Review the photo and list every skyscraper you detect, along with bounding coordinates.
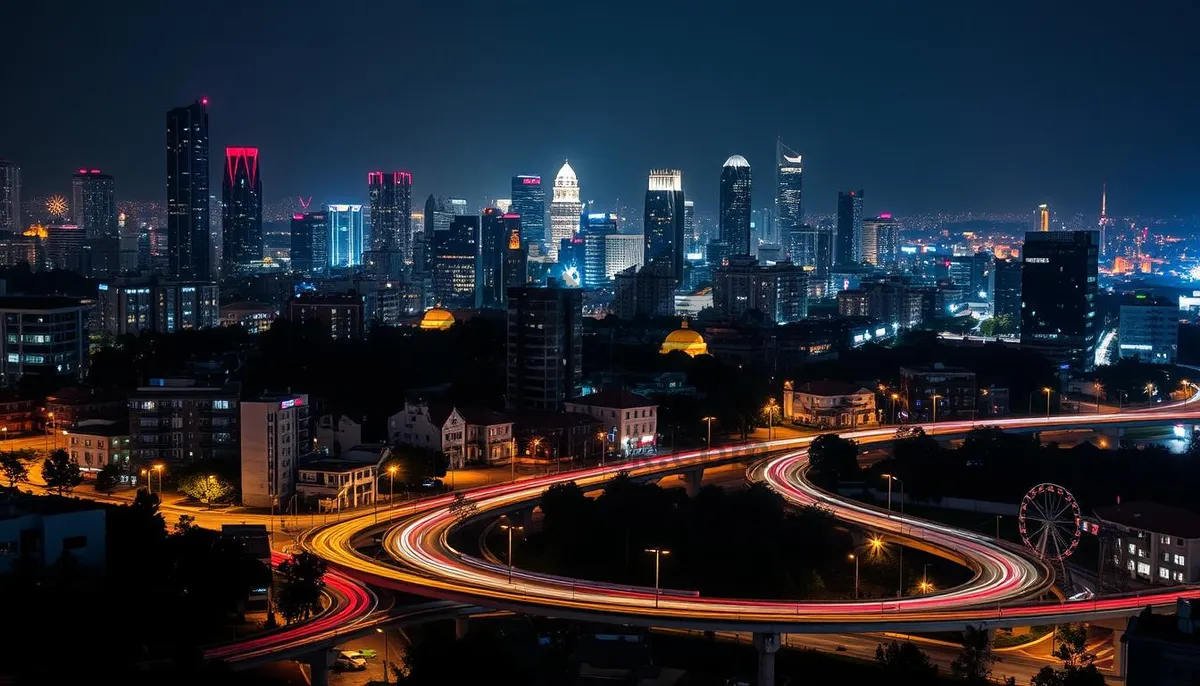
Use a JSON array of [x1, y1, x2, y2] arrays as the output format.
[[506, 279, 583, 411], [643, 169, 686, 283], [367, 171, 413, 275], [835, 190, 864, 266], [166, 99, 211, 281], [71, 169, 116, 238], [860, 213, 899, 268], [511, 175, 545, 248], [502, 213, 527, 297], [0, 160, 19, 234], [221, 147, 263, 276], [1021, 230, 1099, 370], [290, 210, 328, 276], [581, 213, 619, 288], [719, 155, 752, 256], [683, 200, 696, 248], [328, 204, 364, 268], [990, 257, 1022, 331], [785, 223, 832, 294], [776, 139, 803, 248], [433, 215, 478, 309], [1098, 183, 1111, 258], [549, 161, 583, 261], [479, 207, 508, 309], [1036, 203, 1050, 232]]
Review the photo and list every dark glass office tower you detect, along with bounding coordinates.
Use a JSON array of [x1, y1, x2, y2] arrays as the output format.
[[221, 147, 262, 276], [643, 169, 686, 284], [290, 210, 328, 277], [71, 169, 117, 238], [479, 207, 509, 308], [582, 212, 618, 288], [1020, 231, 1099, 370], [367, 171, 413, 274], [433, 215, 478, 309], [511, 175, 545, 246], [719, 155, 752, 256], [0, 160, 19, 234], [776, 140, 803, 248], [991, 257, 1022, 331], [835, 189, 864, 266], [166, 100, 211, 281], [502, 213, 527, 296]]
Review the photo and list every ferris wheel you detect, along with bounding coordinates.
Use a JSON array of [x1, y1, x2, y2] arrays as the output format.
[[1018, 483, 1082, 562]]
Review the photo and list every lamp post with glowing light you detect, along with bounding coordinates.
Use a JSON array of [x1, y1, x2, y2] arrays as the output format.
[[388, 464, 398, 505], [881, 474, 905, 597], [920, 563, 934, 594], [1044, 387, 1054, 418], [930, 394, 943, 424], [890, 393, 899, 424], [701, 416, 716, 451], [849, 536, 885, 599], [500, 519, 525, 583], [375, 627, 389, 684], [645, 547, 670, 607], [596, 432, 607, 466], [763, 398, 779, 439]]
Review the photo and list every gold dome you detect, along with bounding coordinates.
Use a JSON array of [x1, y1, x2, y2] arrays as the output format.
[[660, 320, 707, 357], [420, 307, 456, 330]]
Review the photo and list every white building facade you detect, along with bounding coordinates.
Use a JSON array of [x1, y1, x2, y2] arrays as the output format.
[[388, 401, 514, 469], [548, 161, 583, 261], [782, 380, 878, 429], [564, 389, 658, 457], [240, 393, 310, 508]]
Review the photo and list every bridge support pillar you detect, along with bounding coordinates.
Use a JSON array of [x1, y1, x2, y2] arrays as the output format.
[[753, 632, 780, 686], [304, 650, 332, 686], [455, 616, 469, 640], [684, 469, 703, 497]]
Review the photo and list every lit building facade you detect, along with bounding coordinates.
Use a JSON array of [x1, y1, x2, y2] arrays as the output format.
[[366, 171, 413, 274], [782, 380, 877, 429], [1119, 294, 1178, 364], [511, 175, 545, 247], [328, 204, 364, 268], [776, 140, 803, 252], [290, 210, 328, 276], [433, 215, 478, 309], [287, 292, 365, 340], [605, 234, 643, 280], [71, 169, 117, 239], [0, 160, 19, 234], [0, 296, 89, 386], [506, 280, 583, 411], [128, 378, 240, 466], [1021, 230, 1099, 370], [582, 213, 618, 288], [96, 276, 219, 339], [221, 147, 263, 276], [643, 169, 686, 283], [166, 100, 211, 281], [479, 207, 508, 308], [719, 155, 752, 256], [502, 213, 527, 296], [240, 393, 310, 508], [860, 214, 899, 268], [712, 256, 808, 324], [548, 162, 583, 261]]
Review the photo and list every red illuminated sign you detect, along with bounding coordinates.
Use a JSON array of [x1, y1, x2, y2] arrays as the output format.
[[522, 178, 541, 185]]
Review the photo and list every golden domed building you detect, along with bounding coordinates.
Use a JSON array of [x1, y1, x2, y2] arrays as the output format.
[[660, 320, 708, 357], [419, 307, 456, 331]]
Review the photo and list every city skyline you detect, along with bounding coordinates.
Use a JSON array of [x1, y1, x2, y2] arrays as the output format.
[[5, 1, 1199, 217]]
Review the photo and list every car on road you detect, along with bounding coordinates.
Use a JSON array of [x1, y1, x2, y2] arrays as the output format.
[[1068, 589, 1095, 602], [334, 651, 367, 671], [347, 648, 377, 659]]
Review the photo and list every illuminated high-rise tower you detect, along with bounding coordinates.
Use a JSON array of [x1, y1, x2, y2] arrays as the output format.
[[1036, 203, 1051, 232], [0, 160, 19, 234], [643, 169, 686, 283], [366, 171, 412, 276], [71, 169, 116, 238], [328, 204, 364, 268], [776, 139, 803, 246], [548, 161, 583, 261], [511, 175, 545, 245], [166, 99, 211, 281], [221, 147, 262, 275], [835, 190, 864, 265], [719, 155, 752, 256], [1098, 183, 1111, 257]]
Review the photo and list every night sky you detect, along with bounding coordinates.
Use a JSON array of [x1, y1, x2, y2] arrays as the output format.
[[5, 0, 1199, 216]]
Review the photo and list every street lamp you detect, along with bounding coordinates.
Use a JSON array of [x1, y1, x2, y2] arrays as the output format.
[[763, 398, 779, 439], [376, 627, 389, 684], [152, 464, 164, 494], [848, 553, 858, 599], [45, 411, 54, 452], [930, 394, 943, 424], [645, 547, 670, 608], [388, 465, 398, 505], [596, 432, 607, 466], [1043, 387, 1053, 418], [701, 416, 717, 451], [889, 393, 899, 424], [140, 468, 150, 494], [499, 519, 524, 584], [920, 563, 933, 594]]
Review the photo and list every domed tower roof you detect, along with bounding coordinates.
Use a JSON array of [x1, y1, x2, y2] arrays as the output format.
[[660, 319, 708, 358], [419, 307, 456, 330], [723, 154, 751, 169], [554, 160, 578, 187]]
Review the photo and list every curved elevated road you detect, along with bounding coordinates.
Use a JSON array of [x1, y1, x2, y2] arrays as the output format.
[[306, 398, 1200, 633]]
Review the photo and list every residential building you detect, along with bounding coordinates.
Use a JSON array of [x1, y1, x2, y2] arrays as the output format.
[[0, 496, 106, 574], [1119, 293, 1178, 364], [719, 155, 752, 256], [314, 414, 362, 454], [166, 100, 211, 281], [506, 279, 583, 411], [287, 291, 365, 340], [0, 296, 89, 386], [96, 276, 219, 339], [221, 147, 263, 276], [66, 419, 130, 477], [219, 301, 276, 334], [564, 389, 658, 457], [45, 386, 126, 427], [612, 262, 675, 319], [711, 255, 808, 324], [296, 454, 378, 511], [643, 169, 686, 283], [387, 401, 514, 469], [511, 410, 603, 463], [1096, 501, 1200, 586], [128, 378, 240, 466], [835, 190, 864, 266], [782, 380, 878, 429], [899, 363, 977, 423], [1021, 230, 1099, 371], [240, 393, 310, 509]]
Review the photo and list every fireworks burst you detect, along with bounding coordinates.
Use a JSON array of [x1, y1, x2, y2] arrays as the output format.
[[46, 195, 68, 217]]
